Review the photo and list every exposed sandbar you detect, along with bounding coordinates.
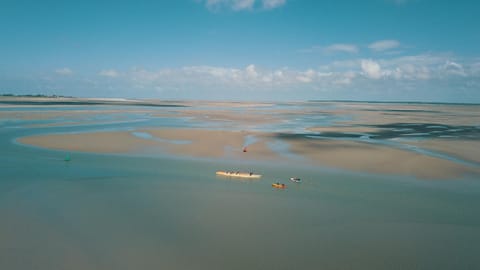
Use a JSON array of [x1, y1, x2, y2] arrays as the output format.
[[18, 129, 279, 161], [408, 139, 480, 164], [278, 137, 480, 179], [18, 132, 158, 153], [144, 129, 278, 160], [17, 128, 479, 179]]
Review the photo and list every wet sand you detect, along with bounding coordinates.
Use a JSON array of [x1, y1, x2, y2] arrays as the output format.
[[335, 103, 480, 126], [282, 137, 479, 179], [18, 128, 479, 179], [18, 129, 279, 161], [19, 131, 158, 153], [178, 110, 280, 125], [409, 139, 480, 164]]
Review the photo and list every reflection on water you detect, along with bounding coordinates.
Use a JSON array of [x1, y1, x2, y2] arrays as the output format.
[[1, 100, 480, 269]]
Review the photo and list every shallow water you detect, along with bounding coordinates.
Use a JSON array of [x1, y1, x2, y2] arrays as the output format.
[[1, 101, 480, 269]]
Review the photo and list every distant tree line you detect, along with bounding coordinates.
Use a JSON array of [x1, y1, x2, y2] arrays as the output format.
[[0, 93, 73, 98]]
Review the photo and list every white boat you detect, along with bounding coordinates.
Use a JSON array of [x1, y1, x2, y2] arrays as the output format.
[[290, 177, 301, 183], [216, 171, 262, 178]]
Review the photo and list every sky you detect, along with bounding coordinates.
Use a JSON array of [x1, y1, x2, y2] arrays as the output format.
[[1, 0, 479, 102]]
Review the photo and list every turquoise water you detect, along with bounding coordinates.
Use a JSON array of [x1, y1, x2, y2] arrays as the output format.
[[1, 102, 480, 269]]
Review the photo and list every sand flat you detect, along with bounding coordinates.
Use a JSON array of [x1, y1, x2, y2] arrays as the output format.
[[147, 129, 247, 158], [18, 131, 158, 153], [138, 129, 280, 161], [178, 109, 280, 125], [336, 104, 480, 126], [17, 128, 480, 179], [18, 129, 280, 161], [9, 98, 480, 179], [282, 137, 480, 179], [408, 139, 480, 164]]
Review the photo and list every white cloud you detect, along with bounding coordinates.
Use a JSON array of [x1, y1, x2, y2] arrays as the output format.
[[325, 44, 359, 54], [470, 61, 480, 75], [200, 0, 286, 11], [274, 70, 284, 78], [262, 0, 286, 9], [442, 61, 466, 77], [361, 59, 383, 79], [99, 69, 120, 78], [376, 54, 455, 80], [368, 40, 400, 51], [334, 71, 356, 85], [204, 0, 223, 8], [123, 55, 460, 87], [233, 0, 255, 10], [55, 67, 73, 76], [183, 66, 229, 78], [245, 64, 258, 78], [296, 69, 316, 83], [75, 53, 477, 101]]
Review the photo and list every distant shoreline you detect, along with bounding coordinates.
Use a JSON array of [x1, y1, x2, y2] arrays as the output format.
[[0, 96, 188, 107], [1, 95, 480, 106], [308, 99, 480, 106]]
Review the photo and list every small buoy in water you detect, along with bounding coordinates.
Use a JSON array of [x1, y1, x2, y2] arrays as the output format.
[[64, 154, 71, 162]]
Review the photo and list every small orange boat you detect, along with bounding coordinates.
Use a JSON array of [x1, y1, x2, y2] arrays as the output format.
[[272, 183, 286, 189]]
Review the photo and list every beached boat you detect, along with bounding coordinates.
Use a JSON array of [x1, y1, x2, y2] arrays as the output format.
[[272, 183, 286, 189], [216, 171, 262, 178], [290, 177, 301, 183]]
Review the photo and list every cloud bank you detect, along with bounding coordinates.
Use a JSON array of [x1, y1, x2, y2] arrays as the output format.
[[86, 54, 477, 96], [27, 51, 480, 102]]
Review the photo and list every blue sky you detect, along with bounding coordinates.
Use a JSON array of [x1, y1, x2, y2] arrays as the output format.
[[1, 0, 479, 102]]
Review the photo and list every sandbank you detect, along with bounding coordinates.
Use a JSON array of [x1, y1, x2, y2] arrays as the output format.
[[143, 129, 278, 160], [178, 110, 280, 125], [408, 139, 480, 164], [18, 131, 158, 153], [17, 128, 479, 179], [18, 129, 280, 161], [335, 103, 480, 126], [276, 136, 480, 179]]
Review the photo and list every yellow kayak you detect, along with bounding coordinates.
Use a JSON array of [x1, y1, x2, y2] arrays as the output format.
[[216, 171, 262, 178], [272, 183, 286, 189]]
